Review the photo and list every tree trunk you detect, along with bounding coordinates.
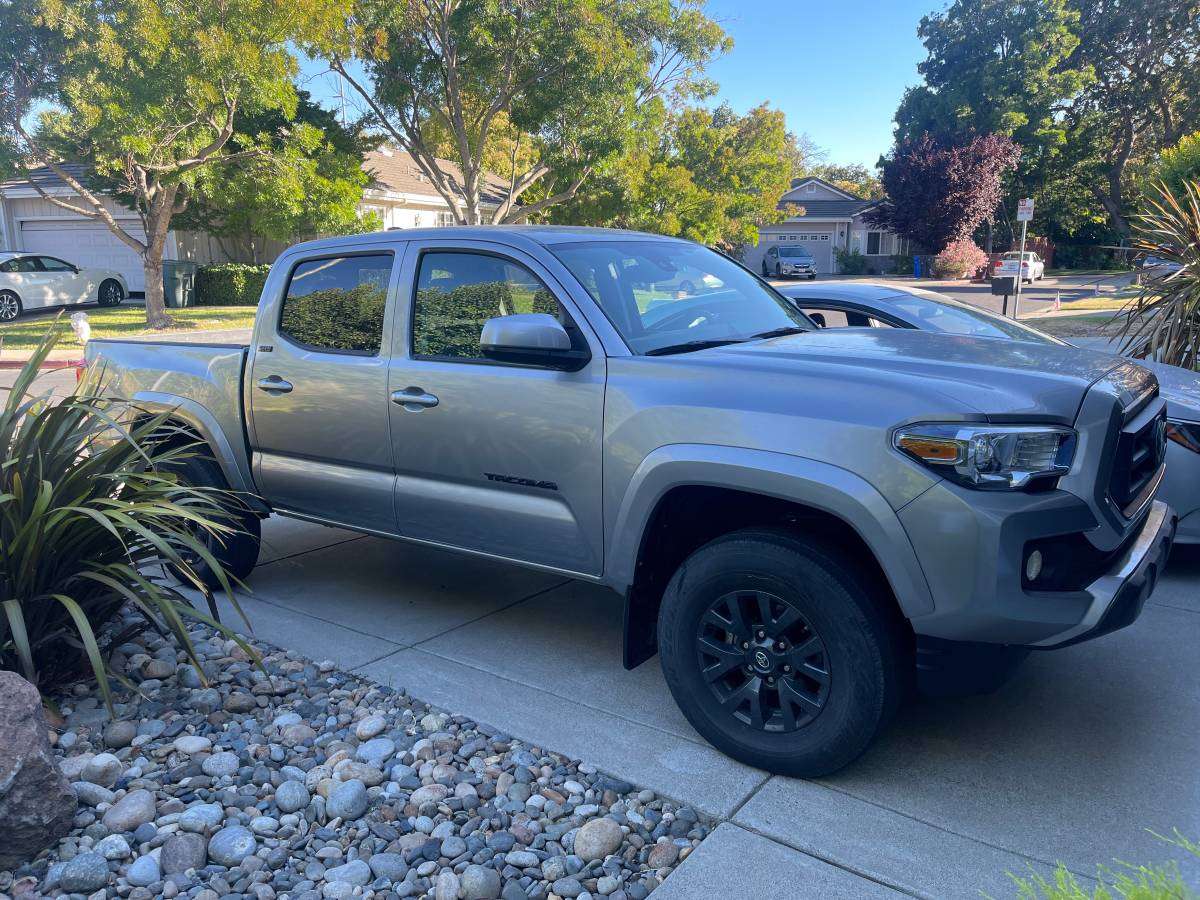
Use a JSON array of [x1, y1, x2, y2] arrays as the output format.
[[142, 210, 174, 328]]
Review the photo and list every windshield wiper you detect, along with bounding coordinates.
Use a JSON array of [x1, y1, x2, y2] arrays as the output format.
[[748, 326, 807, 341], [645, 338, 746, 356]]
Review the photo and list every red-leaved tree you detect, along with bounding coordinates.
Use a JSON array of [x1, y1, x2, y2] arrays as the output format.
[[868, 133, 1019, 252]]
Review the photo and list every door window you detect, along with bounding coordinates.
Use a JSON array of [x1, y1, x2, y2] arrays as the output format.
[[36, 256, 75, 271], [279, 253, 393, 355], [411, 251, 564, 360], [0, 256, 42, 273]]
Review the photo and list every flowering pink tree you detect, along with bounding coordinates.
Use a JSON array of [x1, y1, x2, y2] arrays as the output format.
[[933, 239, 989, 279], [868, 133, 1019, 253]]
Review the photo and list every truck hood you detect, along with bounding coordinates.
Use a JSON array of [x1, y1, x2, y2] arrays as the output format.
[[698, 328, 1128, 420]]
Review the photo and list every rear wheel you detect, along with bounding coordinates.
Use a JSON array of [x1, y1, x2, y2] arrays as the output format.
[[658, 529, 907, 776], [164, 454, 260, 589], [0, 290, 22, 322], [98, 279, 124, 307]]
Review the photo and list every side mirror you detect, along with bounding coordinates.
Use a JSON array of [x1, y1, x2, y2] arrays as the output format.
[[480, 313, 589, 371]]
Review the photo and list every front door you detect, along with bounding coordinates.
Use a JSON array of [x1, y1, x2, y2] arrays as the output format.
[[248, 248, 402, 533], [386, 240, 605, 575], [34, 256, 85, 303]]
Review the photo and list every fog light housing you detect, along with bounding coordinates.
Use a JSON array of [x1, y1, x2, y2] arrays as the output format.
[[1025, 549, 1044, 583]]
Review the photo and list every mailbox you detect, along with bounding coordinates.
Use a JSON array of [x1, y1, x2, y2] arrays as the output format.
[[990, 275, 1018, 297]]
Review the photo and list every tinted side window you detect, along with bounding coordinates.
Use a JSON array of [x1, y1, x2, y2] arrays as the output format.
[[3, 257, 42, 273], [412, 251, 562, 360], [38, 256, 74, 271], [279, 254, 392, 354]]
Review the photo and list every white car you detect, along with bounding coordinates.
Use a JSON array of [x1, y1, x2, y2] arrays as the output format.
[[993, 251, 1045, 283], [0, 251, 128, 321]]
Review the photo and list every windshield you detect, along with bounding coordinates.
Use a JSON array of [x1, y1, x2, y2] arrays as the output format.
[[888, 291, 1063, 343], [550, 240, 810, 355], [778, 247, 813, 259]]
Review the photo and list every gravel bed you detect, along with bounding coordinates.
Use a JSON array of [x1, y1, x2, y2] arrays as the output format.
[[1, 609, 709, 899]]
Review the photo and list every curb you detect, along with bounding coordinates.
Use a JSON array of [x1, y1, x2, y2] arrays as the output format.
[[0, 358, 83, 370]]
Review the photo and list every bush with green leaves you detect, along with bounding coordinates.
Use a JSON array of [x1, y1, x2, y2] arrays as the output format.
[[195, 264, 272, 307], [835, 248, 869, 276], [1117, 180, 1200, 369], [0, 326, 257, 707]]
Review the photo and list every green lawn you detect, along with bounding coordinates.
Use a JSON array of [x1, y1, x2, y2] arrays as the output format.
[[1044, 266, 1132, 276], [0, 305, 258, 353], [1025, 312, 1121, 339]]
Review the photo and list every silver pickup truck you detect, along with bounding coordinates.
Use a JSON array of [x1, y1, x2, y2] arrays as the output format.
[[87, 226, 1177, 776]]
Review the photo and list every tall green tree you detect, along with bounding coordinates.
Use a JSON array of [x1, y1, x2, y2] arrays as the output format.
[[1154, 132, 1200, 199], [174, 93, 380, 263], [551, 102, 796, 251], [314, 0, 728, 225], [0, 0, 346, 327]]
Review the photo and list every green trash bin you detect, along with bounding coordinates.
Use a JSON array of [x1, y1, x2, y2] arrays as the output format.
[[163, 260, 199, 308]]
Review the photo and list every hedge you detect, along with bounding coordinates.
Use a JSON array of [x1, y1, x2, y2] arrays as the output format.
[[195, 263, 272, 306]]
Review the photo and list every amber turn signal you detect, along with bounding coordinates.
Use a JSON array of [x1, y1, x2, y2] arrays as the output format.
[[895, 435, 962, 463]]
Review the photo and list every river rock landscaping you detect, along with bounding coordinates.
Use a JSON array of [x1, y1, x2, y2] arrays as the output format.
[[0, 608, 708, 899]]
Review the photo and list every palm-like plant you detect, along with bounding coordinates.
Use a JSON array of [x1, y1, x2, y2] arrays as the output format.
[[1116, 180, 1200, 369], [0, 325, 258, 709]]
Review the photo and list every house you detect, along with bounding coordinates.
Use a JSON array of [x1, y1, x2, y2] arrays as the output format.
[[0, 149, 505, 293], [749, 177, 906, 276]]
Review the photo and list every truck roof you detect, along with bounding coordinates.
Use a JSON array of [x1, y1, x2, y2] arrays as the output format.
[[285, 225, 689, 257]]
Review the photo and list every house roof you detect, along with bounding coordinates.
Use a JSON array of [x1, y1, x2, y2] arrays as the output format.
[[782, 176, 863, 202], [0, 162, 92, 193], [363, 148, 508, 206], [772, 198, 884, 221]]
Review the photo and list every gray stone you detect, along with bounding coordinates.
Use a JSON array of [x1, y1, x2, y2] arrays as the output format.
[[355, 737, 396, 767], [208, 824, 257, 867], [82, 750, 123, 788], [172, 735, 212, 755], [103, 720, 138, 749], [202, 750, 240, 778], [96, 833, 132, 859], [179, 801, 224, 832], [574, 817, 623, 862], [325, 859, 371, 886], [274, 780, 310, 813], [441, 835, 468, 858], [224, 692, 257, 713], [552, 877, 584, 898], [367, 852, 408, 882], [505, 850, 539, 868], [326, 779, 368, 821], [127, 853, 162, 887], [434, 870, 460, 900], [59, 851, 110, 892], [72, 781, 117, 807], [647, 841, 679, 868], [102, 789, 157, 833], [355, 715, 386, 740], [409, 783, 450, 806], [161, 832, 208, 874], [460, 864, 502, 899], [596, 875, 620, 895]]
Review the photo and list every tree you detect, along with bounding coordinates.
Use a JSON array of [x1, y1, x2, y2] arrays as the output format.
[[549, 102, 796, 251], [804, 163, 884, 200], [868, 133, 1019, 253], [314, 0, 728, 226], [1154, 132, 1200, 199], [0, 0, 345, 327], [174, 93, 381, 263]]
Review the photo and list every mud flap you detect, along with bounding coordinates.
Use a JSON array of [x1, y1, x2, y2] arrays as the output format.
[[622, 585, 660, 670]]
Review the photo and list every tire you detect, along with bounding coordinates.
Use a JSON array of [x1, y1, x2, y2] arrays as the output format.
[[761, 262, 769, 277], [0, 290, 22, 322], [658, 529, 907, 776], [808, 273, 816, 280], [98, 279, 124, 307], [164, 453, 260, 589]]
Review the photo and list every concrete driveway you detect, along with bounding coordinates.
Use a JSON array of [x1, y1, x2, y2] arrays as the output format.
[[211, 516, 1200, 899]]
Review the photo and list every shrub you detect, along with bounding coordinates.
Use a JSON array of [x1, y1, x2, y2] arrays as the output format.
[[195, 263, 271, 306], [0, 325, 258, 707], [933, 239, 988, 279], [892, 253, 915, 276], [1117, 180, 1200, 369], [835, 248, 869, 276]]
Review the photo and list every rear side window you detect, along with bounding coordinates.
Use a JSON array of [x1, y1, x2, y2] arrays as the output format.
[[411, 251, 563, 360], [0, 257, 42, 273], [279, 253, 393, 354]]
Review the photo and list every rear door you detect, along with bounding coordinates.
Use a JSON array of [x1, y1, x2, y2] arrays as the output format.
[[384, 239, 606, 575], [248, 246, 403, 533]]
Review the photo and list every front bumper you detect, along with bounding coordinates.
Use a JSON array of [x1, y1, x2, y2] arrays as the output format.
[[901, 482, 1176, 648], [779, 265, 814, 276]]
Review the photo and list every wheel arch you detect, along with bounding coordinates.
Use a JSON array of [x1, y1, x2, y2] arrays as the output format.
[[609, 445, 932, 668]]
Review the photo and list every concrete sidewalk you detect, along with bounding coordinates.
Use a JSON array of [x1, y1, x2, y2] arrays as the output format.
[[210, 516, 1200, 899]]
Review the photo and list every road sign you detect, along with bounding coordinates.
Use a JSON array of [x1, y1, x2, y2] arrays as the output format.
[[1017, 198, 1035, 222]]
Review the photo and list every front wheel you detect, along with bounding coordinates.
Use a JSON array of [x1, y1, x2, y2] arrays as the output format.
[[98, 279, 124, 307], [808, 273, 817, 280], [0, 290, 22, 322], [761, 262, 769, 277], [658, 529, 907, 776]]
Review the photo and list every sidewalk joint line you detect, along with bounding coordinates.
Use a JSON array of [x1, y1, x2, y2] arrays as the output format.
[[408, 579, 572, 648], [725, 772, 773, 821], [256, 533, 369, 568]]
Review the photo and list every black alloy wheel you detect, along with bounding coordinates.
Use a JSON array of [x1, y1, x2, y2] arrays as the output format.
[[696, 588, 831, 732]]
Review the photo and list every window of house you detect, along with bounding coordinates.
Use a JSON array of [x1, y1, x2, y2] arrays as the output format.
[[436, 210, 456, 227], [866, 231, 886, 255], [412, 251, 564, 361], [279, 253, 393, 354]]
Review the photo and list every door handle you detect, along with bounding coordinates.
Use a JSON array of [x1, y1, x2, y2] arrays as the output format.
[[391, 387, 439, 410], [256, 376, 293, 394]]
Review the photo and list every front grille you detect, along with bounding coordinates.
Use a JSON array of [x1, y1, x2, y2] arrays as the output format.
[[1109, 406, 1166, 518]]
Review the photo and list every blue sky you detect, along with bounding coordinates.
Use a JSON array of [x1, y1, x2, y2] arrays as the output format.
[[299, 0, 936, 171]]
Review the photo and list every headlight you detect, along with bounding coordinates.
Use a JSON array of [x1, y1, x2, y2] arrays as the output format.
[[1166, 420, 1200, 454], [893, 423, 1076, 490]]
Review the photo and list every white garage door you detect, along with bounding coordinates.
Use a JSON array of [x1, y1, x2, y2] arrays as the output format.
[[21, 219, 148, 291], [787, 231, 835, 273]]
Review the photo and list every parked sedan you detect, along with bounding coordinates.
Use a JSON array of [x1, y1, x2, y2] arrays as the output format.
[[0, 252, 127, 321], [993, 251, 1045, 283], [781, 282, 1200, 544]]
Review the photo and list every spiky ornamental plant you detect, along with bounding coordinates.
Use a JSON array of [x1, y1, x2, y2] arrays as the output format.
[[0, 323, 259, 709], [1117, 181, 1200, 369]]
